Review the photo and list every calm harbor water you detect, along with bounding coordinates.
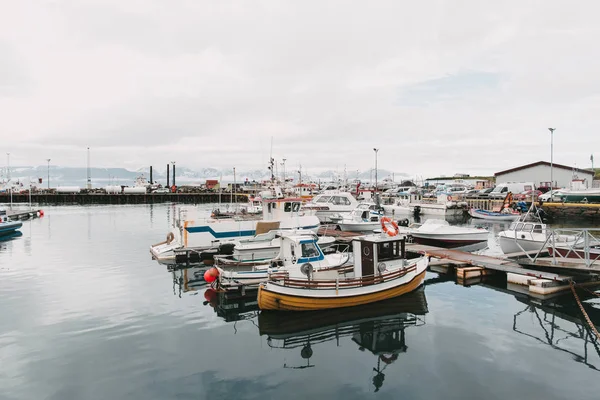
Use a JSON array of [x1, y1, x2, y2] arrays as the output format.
[[1, 204, 599, 399]]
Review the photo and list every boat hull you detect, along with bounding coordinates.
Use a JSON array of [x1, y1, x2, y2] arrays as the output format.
[[0, 221, 23, 236], [257, 266, 426, 311], [498, 236, 545, 254], [338, 221, 381, 232], [411, 232, 488, 247], [468, 209, 520, 221]]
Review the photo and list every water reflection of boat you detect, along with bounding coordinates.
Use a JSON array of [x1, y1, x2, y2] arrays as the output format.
[[170, 264, 211, 297], [258, 289, 428, 392], [203, 288, 260, 323]]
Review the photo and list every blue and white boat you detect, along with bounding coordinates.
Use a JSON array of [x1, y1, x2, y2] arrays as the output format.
[[150, 186, 320, 262], [468, 208, 520, 221], [0, 219, 23, 237]]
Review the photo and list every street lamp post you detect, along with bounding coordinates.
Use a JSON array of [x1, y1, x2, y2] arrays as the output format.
[[548, 128, 555, 197], [282, 158, 287, 184], [373, 148, 379, 193], [46, 159, 51, 189]]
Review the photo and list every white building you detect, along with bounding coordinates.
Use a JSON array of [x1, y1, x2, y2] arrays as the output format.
[[494, 161, 594, 190]]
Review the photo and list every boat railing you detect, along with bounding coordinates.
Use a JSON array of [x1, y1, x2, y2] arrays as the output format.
[[510, 228, 600, 268], [276, 265, 417, 289]]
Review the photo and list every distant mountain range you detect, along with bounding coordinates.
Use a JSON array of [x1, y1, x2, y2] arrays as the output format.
[[1, 166, 410, 188]]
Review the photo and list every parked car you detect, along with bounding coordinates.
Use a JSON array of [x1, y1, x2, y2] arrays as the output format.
[[488, 182, 535, 200], [464, 189, 480, 198], [513, 190, 543, 201], [152, 188, 170, 193], [474, 187, 495, 198], [539, 189, 568, 202]]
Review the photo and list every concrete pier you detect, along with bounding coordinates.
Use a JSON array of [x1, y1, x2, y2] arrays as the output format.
[[0, 193, 248, 205]]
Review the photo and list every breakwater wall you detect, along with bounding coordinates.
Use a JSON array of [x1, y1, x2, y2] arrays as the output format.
[[541, 202, 600, 223], [0, 193, 248, 205]]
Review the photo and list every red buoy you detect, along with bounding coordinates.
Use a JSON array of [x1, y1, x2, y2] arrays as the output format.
[[203, 267, 219, 283], [204, 288, 218, 307], [39, 210, 45, 217]]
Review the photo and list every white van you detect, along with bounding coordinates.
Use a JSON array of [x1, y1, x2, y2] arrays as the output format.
[[488, 182, 535, 199]]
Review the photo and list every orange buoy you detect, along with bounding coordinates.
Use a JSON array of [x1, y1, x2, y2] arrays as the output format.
[[203, 267, 219, 283]]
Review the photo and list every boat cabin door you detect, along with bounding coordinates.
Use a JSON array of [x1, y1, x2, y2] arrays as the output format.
[[360, 241, 375, 278]]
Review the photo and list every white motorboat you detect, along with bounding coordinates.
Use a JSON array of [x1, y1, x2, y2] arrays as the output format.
[[383, 193, 467, 217], [150, 186, 320, 262], [497, 211, 577, 254], [211, 231, 351, 287], [332, 203, 384, 232], [406, 219, 489, 247], [228, 231, 336, 262], [301, 191, 359, 223]]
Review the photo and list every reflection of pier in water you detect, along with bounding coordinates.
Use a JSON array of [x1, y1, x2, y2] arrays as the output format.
[[258, 289, 428, 392]]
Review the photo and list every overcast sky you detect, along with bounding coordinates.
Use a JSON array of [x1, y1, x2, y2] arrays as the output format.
[[1, 0, 599, 178]]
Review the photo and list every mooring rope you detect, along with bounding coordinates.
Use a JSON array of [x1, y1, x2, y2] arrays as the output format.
[[576, 284, 600, 298], [570, 282, 600, 340]]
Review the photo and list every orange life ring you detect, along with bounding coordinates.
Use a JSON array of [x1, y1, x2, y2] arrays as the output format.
[[166, 232, 175, 244], [380, 217, 399, 237]]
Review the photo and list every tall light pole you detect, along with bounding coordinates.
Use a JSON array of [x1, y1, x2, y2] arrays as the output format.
[[46, 159, 51, 189], [548, 128, 555, 196], [6, 152, 10, 181], [86, 147, 91, 189], [282, 158, 287, 184], [373, 148, 379, 193]]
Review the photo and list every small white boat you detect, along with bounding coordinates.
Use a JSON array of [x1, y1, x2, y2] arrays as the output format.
[[301, 191, 359, 223], [407, 219, 488, 247], [468, 208, 520, 221], [498, 218, 577, 254], [213, 232, 351, 287], [228, 231, 336, 262], [332, 203, 384, 232], [257, 233, 428, 311]]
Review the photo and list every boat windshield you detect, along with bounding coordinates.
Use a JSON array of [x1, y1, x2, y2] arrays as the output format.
[[515, 223, 524, 231], [316, 196, 331, 203], [523, 223, 534, 232], [301, 242, 320, 258], [509, 223, 516, 230], [533, 224, 543, 233]]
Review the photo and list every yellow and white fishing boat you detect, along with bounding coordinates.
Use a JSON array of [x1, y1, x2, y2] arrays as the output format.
[[257, 230, 428, 311]]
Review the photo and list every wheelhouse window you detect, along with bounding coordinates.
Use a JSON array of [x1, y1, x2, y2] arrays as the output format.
[[378, 240, 403, 261], [509, 223, 516, 230], [292, 202, 301, 212], [301, 242, 320, 258], [284, 202, 292, 212], [316, 196, 331, 203], [533, 224, 543, 233], [516, 223, 524, 231], [523, 223, 534, 232]]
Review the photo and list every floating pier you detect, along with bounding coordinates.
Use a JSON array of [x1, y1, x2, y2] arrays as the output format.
[[3, 209, 44, 221]]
